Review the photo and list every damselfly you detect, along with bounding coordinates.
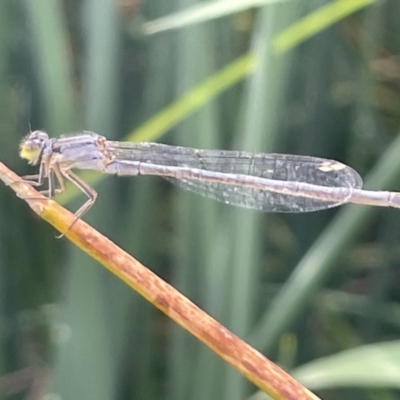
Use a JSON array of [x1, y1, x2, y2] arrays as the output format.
[[19, 130, 400, 226]]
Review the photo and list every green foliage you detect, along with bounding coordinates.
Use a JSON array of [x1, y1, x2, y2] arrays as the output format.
[[293, 340, 400, 390]]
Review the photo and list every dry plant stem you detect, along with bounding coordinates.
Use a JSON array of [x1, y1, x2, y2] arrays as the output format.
[[0, 162, 320, 400]]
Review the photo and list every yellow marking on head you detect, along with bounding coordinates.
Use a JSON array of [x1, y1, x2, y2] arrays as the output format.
[[19, 142, 41, 164]]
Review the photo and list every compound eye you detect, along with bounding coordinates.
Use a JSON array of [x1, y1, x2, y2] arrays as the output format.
[[31, 130, 49, 142], [19, 130, 49, 165]]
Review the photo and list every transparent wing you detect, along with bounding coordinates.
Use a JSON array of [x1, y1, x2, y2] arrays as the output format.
[[106, 141, 363, 212]]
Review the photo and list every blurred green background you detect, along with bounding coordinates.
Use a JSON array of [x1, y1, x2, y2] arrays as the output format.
[[1, 0, 400, 399]]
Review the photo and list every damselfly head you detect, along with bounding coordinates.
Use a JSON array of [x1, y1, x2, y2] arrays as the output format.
[[19, 130, 49, 165]]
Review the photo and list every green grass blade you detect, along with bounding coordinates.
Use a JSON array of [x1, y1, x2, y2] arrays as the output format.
[[143, 0, 287, 35], [24, 0, 77, 133], [293, 341, 400, 389], [127, 52, 256, 142], [273, 0, 376, 53]]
